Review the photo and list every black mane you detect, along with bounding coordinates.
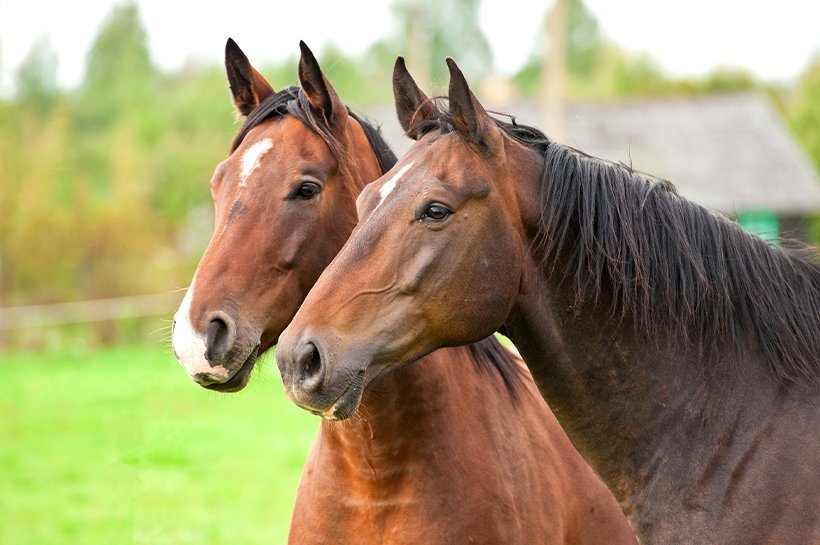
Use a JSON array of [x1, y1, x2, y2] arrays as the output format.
[[414, 105, 820, 386]]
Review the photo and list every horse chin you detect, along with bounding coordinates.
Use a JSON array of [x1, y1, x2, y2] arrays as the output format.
[[315, 368, 367, 421], [204, 344, 260, 393], [318, 357, 416, 420]]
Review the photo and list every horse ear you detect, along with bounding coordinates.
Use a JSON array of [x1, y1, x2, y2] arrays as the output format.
[[298, 41, 348, 128], [446, 57, 501, 151], [225, 38, 275, 117], [393, 57, 439, 140]]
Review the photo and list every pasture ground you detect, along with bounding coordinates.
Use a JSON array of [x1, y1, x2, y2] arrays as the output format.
[[0, 345, 316, 545]]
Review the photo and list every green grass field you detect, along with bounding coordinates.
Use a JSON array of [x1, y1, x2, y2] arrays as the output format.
[[0, 345, 317, 545]]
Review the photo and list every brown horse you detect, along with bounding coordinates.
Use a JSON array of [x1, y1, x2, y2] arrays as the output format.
[[172, 41, 636, 544], [276, 57, 820, 544]]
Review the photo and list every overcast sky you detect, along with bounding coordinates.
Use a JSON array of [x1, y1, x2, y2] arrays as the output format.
[[1, 0, 818, 93]]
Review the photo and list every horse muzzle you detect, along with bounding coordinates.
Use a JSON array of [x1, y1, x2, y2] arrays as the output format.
[[275, 333, 367, 420], [172, 297, 261, 392]]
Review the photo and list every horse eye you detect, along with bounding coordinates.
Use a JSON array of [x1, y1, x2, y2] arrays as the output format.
[[422, 203, 452, 222], [294, 181, 321, 200]]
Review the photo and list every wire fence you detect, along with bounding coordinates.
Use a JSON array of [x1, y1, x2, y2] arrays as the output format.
[[0, 293, 183, 330]]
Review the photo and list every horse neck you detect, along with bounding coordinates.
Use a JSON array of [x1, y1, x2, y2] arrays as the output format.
[[512, 252, 800, 528], [314, 344, 513, 472]]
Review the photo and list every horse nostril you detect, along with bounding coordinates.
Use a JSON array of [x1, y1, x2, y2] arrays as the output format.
[[304, 343, 322, 380], [205, 313, 236, 365]]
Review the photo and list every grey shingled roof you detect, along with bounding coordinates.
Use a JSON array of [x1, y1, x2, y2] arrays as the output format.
[[359, 93, 820, 215]]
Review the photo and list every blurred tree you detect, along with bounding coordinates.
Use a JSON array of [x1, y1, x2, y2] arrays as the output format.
[[699, 68, 757, 93], [785, 58, 820, 242], [1, 1, 177, 340], [389, 0, 493, 87], [15, 36, 59, 115], [511, 0, 758, 100], [513, 0, 604, 96], [75, 2, 158, 130], [595, 48, 669, 97], [150, 66, 235, 223], [787, 58, 820, 169], [0, 107, 75, 300], [565, 0, 604, 79]]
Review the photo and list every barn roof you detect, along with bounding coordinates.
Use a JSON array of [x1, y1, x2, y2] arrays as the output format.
[[362, 93, 820, 215]]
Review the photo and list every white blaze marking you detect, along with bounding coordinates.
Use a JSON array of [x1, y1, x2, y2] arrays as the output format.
[[376, 161, 414, 209], [172, 279, 230, 380], [239, 138, 273, 188], [221, 137, 274, 236]]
